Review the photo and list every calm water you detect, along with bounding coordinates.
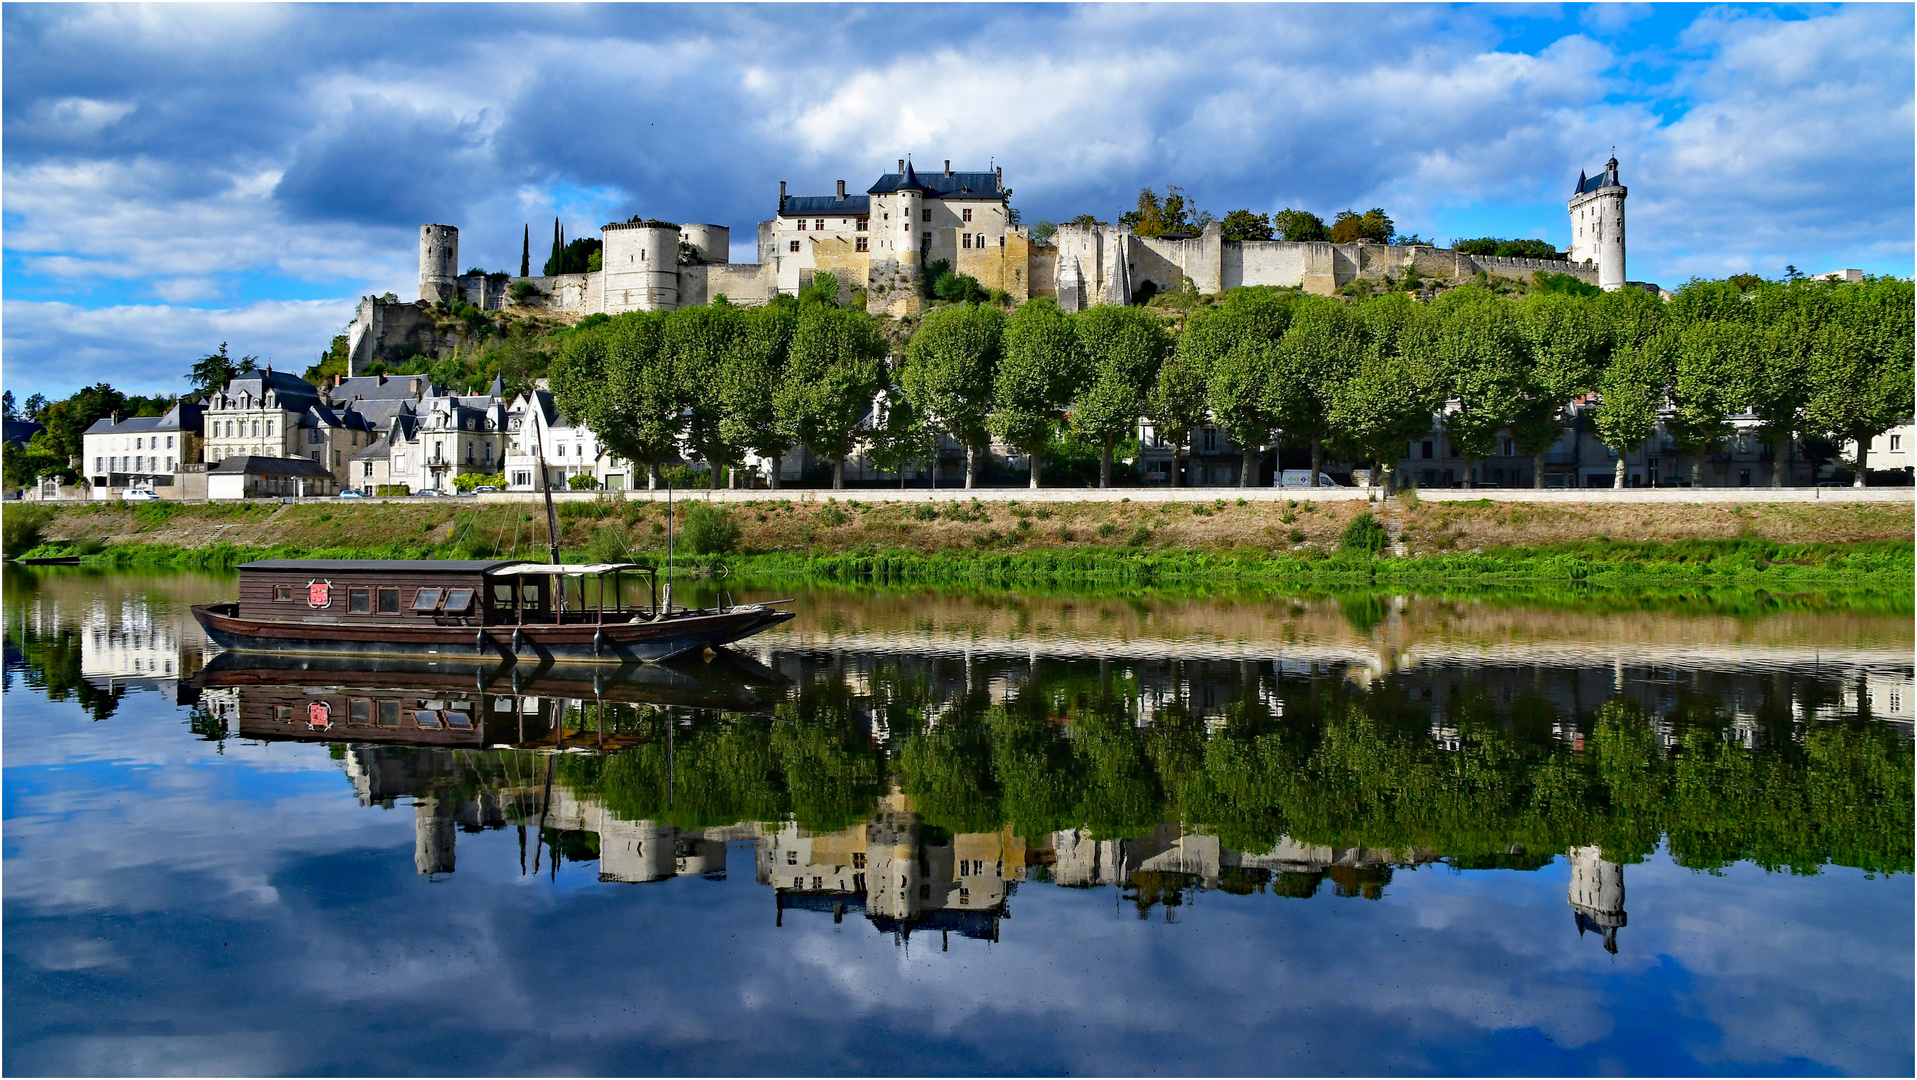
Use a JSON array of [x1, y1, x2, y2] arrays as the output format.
[[4, 569, 1912, 1076]]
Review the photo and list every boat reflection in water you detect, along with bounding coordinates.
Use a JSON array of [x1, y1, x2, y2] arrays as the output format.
[[179, 649, 1658, 952]]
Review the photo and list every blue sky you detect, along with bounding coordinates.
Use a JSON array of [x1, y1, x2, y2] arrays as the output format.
[[3, 3, 1912, 400]]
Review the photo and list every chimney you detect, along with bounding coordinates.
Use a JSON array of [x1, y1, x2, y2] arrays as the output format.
[[898, 158, 905, 173], [837, 179, 846, 199], [944, 160, 952, 177], [110, 411, 122, 426], [996, 166, 1003, 187], [334, 374, 345, 388]]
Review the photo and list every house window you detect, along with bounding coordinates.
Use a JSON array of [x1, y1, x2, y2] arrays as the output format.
[[963, 234, 972, 249], [788, 240, 800, 252], [363, 461, 373, 478], [251, 421, 260, 437], [377, 587, 400, 614], [922, 232, 931, 243], [166, 436, 174, 449], [795, 218, 805, 231], [135, 438, 143, 450], [348, 587, 372, 614], [1421, 441, 1434, 459], [962, 208, 973, 222], [1203, 428, 1219, 453], [814, 219, 824, 231], [856, 217, 868, 231], [975, 234, 985, 248], [273, 585, 294, 602], [1893, 435, 1903, 451], [921, 209, 931, 222], [1501, 438, 1515, 457], [855, 237, 868, 252]]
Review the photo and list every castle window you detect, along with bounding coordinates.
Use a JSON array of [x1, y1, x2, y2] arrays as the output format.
[[921, 209, 931, 223], [814, 219, 824, 231], [856, 237, 868, 252], [789, 240, 800, 252], [963, 234, 972, 249], [976, 234, 985, 248], [962, 208, 972, 222], [883, 213, 889, 220], [856, 217, 868, 231], [922, 232, 930, 243], [796, 219, 806, 231]]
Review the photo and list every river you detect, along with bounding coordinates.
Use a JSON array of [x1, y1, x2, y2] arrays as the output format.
[[4, 568, 1912, 1075]]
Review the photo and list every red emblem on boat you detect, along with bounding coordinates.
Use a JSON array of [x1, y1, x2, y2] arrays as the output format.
[[308, 701, 331, 729], [307, 581, 331, 607]]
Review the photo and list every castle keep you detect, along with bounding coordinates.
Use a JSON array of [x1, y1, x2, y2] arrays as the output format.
[[347, 156, 1633, 372]]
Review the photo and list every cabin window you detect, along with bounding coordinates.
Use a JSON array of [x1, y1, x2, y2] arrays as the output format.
[[274, 705, 293, 721], [348, 587, 372, 614], [443, 588, 475, 614], [273, 585, 294, 602], [413, 711, 442, 730], [523, 585, 540, 604], [493, 584, 514, 604], [377, 587, 400, 614], [377, 701, 401, 727], [349, 699, 371, 725], [446, 709, 473, 729], [412, 588, 443, 612]]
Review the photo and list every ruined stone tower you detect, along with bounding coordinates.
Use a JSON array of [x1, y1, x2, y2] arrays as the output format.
[[419, 224, 459, 305], [1567, 155, 1627, 291]]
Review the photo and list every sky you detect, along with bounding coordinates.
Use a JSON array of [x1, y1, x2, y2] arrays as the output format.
[[3, 2, 1912, 401]]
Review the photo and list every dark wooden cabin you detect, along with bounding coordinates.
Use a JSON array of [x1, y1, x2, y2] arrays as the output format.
[[238, 559, 542, 627]]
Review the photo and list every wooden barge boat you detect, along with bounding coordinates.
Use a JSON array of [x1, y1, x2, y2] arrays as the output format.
[[191, 558, 794, 664]]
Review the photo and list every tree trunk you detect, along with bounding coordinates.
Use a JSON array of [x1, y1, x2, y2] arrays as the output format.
[[964, 443, 977, 490], [647, 462, 660, 491], [1691, 454, 1704, 488], [1173, 446, 1186, 487], [1240, 446, 1257, 488], [1771, 433, 1789, 487], [1854, 433, 1869, 487], [1309, 438, 1323, 489], [1613, 456, 1625, 489], [708, 457, 719, 489], [832, 457, 845, 490], [767, 456, 781, 490], [1029, 450, 1041, 490], [1533, 450, 1546, 490], [1099, 438, 1114, 488], [1464, 459, 1477, 489]]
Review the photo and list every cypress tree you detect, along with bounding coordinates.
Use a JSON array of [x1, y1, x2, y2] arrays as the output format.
[[547, 218, 561, 276], [520, 225, 530, 277]]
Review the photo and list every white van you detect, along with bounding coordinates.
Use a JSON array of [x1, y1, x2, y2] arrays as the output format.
[[1274, 470, 1345, 489]]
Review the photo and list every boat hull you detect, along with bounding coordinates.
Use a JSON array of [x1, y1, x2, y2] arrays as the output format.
[[191, 602, 793, 664]]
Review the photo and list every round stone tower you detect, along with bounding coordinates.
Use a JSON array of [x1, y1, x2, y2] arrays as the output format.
[[1566, 156, 1627, 291], [601, 220, 682, 313], [895, 160, 928, 269], [419, 224, 459, 305], [679, 223, 729, 265]]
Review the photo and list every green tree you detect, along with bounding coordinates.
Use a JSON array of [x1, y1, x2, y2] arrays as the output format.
[[1668, 320, 1754, 487], [1330, 208, 1394, 244], [1270, 296, 1358, 487], [1806, 278, 1916, 485], [1219, 209, 1274, 242], [1272, 209, 1329, 243], [901, 303, 1006, 488], [661, 302, 744, 488], [1331, 294, 1441, 489], [717, 302, 798, 489], [1591, 334, 1672, 489], [550, 312, 683, 489], [990, 298, 1083, 488], [776, 300, 887, 489], [865, 385, 940, 488], [1435, 294, 1530, 487], [1072, 305, 1171, 487], [1513, 292, 1612, 488], [1120, 186, 1209, 237], [1147, 347, 1210, 488], [1744, 284, 1828, 487], [186, 343, 257, 399]]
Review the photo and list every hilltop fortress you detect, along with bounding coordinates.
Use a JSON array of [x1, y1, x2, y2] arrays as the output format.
[[347, 156, 1634, 373]]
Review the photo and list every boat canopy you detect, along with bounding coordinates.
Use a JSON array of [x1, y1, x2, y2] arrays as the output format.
[[486, 563, 654, 577]]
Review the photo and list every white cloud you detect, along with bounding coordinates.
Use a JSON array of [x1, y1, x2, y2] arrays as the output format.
[[2, 298, 359, 397]]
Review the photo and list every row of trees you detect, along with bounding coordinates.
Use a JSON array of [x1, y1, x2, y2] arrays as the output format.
[[550, 271, 1913, 492]]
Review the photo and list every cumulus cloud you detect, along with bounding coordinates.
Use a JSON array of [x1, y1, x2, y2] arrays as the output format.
[[0, 3, 1909, 398]]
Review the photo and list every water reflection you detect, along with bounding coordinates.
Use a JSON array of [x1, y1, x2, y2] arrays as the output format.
[[5, 568, 1912, 1074]]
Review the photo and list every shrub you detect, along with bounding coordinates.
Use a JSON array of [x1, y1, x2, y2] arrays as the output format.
[[1287, 527, 1307, 544], [912, 503, 939, 522], [2, 504, 53, 556], [375, 484, 410, 497], [818, 503, 847, 527], [1033, 505, 1052, 520], [1127, 525, 1152, 547], [682, 501, 740, 555], [1096, 521, 1117, 538], [567, 474, 599, 491], [586, 525, 631, 564], [1341, 512, 1389, 555], [454, 472, 504, 492], [509, 279, 539, 302]]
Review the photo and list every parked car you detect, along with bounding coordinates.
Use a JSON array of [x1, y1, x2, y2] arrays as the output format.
[[1274, 470, 1346, 489], [415, 488, 444, 497], [336, 489, 365, 498], [122, 488, 161, 502], [472, 485, 499, 493]]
